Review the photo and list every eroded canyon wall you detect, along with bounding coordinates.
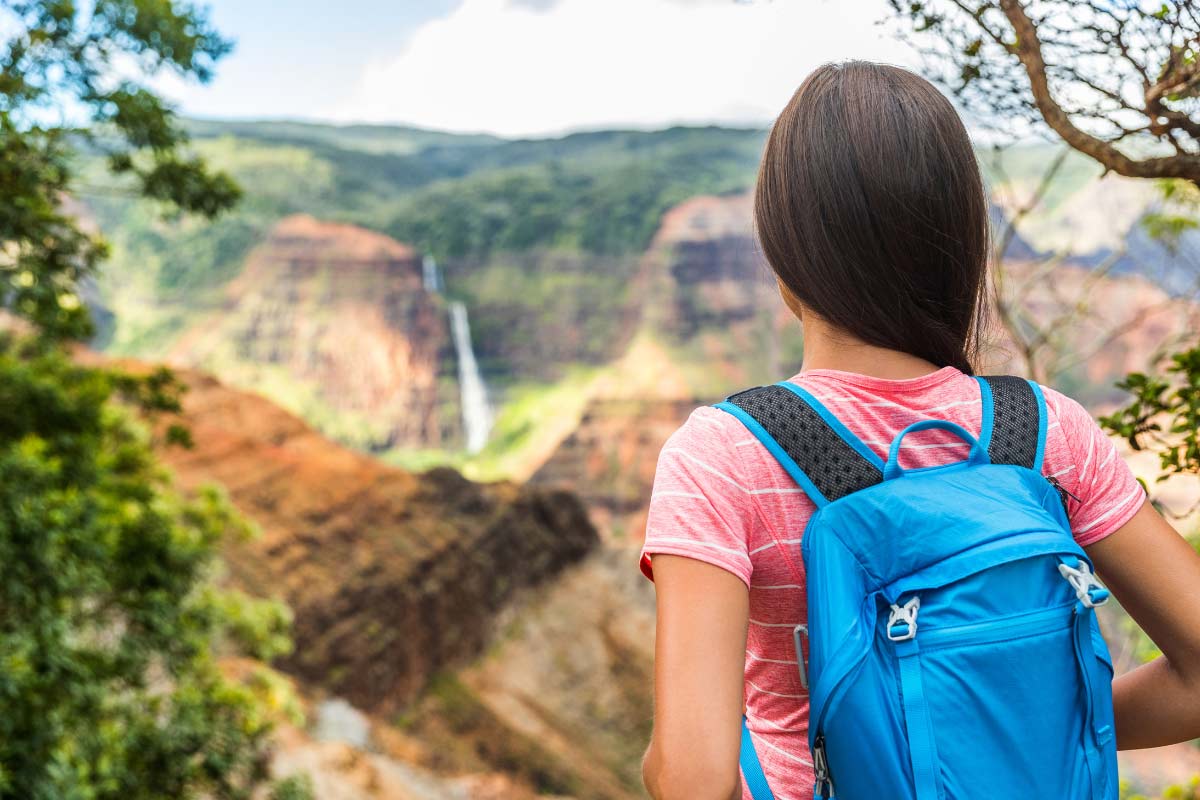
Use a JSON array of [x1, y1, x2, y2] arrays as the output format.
[[169, 215, 455, 451], [153, 367, 597, 715]]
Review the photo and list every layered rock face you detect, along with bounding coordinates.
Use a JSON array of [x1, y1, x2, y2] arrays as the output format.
[[649, 193, 777, 337], [153, 367, 598, 716], [641, 193, 802, 387], [169, 215, 452, 451]]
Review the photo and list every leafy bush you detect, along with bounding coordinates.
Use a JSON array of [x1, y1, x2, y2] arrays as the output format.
[[1101, 346, 1200, 512], [0, 337, 295, 798]]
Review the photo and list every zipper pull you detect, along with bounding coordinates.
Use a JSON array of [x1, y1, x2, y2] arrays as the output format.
[[1048, 475, 1081, 505], [813, 736, 835, 799]]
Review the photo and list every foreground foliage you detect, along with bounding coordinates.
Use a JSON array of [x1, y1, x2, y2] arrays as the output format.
[[1, 1, 304, 796], [1102, 346, 1200, 502], [0, 339, 293, 799], [1, 0, 239, 341]]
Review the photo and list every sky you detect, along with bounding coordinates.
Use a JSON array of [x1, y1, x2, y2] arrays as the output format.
[[159, 0, 919, 138]]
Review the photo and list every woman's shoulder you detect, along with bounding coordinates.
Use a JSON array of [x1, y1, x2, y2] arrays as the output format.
[[661, 404, 751, 461], [644, 403, 762, 584], [1035, 382, 1145, 546], [1036, 382, 1117, 463]]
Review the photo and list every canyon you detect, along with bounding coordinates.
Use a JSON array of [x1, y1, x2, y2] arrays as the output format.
[[127, 361, 659, 798], [165, 215, 456, 452]]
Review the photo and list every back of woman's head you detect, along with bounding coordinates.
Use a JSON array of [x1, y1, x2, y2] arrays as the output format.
[[755, 61, 990, 374]]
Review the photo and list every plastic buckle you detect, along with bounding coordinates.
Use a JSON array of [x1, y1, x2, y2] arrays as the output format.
[[886, 596, 920, 641], [1058, 558, 1110, 608]]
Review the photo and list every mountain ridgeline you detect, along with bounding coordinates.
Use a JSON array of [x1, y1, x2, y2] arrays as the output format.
[[84, 119, 1197, 469]]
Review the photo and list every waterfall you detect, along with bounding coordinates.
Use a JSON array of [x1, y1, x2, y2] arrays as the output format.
[[422, 254, 442, 293], [449, 301, 493, 453]]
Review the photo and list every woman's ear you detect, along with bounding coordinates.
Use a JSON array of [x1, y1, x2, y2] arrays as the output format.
[[776, 277, 805, 322]]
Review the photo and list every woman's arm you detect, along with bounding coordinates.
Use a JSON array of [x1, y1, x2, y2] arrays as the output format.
[[1086, 499, 1200, 749], [642, 554, 749, 800]]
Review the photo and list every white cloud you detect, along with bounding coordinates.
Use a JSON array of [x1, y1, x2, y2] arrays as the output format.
[[335, 0, 917, 137]]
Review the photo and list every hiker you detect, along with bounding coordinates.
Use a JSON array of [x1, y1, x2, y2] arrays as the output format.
[[639, 61, 1200, 800]]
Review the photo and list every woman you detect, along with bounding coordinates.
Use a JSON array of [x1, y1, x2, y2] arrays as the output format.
[[639, 61, 1200, 800]]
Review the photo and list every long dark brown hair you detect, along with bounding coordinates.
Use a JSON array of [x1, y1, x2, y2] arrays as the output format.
[[755, 61, 990, 374]]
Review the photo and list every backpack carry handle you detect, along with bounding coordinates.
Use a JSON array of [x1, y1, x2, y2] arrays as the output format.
[[884, 419, 990, 480]]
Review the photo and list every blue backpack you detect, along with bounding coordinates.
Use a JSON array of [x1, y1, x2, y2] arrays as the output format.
[[717, 375, 1118, 800]]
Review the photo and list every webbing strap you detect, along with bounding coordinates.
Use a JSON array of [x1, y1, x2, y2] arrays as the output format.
[[740, 715, 776, 800], [1071, 604, 1111, 800], [895, 638, 941, 800]]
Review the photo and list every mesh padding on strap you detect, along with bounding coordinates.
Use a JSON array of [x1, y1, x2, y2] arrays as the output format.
[[980, 375, 1040, 469], [726, 385, 882, 502]]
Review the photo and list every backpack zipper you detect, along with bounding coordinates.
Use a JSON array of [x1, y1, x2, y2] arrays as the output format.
[[915, 601, 1075, 649], [808, 649, 871, 800], [1048, 475, 1081, 507]]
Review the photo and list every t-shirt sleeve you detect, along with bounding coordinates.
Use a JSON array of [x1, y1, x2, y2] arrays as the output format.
[[1042, 386, 1146, 548], [639, 406, 756, 587]]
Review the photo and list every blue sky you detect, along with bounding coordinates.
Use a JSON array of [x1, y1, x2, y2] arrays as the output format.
[[162, 0, 462, 120], [163, 0, 916, 138]]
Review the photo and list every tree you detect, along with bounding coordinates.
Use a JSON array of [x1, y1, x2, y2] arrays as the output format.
[[985, 147, 1200, 387], [888, 0, 1200, 188], [0, 2, 300, 797], [1, 0, 239, 340]]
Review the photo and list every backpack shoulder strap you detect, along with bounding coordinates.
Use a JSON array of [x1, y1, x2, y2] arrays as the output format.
[[719, 384, 883, 800], [716, 375, 1050, 507], [715, 381, 884, 508], [975, 375, 1048, 473], [739, 716, 775, 800]]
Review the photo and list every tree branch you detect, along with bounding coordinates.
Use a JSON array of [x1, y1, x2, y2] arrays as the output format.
[[999, 0, 1200, 186]]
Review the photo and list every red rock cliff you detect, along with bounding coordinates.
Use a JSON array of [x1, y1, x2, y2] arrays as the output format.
[[169, 215, 453, 451], [152, 367, 598, 715]]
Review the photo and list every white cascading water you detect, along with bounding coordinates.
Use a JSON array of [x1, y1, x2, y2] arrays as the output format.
[[421, 254, 442, 293], [449, 300, 494, 453]]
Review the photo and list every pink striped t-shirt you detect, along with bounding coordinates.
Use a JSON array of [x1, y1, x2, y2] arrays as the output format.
[[639, 366, 1144, 800]]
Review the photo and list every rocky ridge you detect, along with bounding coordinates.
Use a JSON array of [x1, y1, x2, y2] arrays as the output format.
[[149, 365, 597, 716]]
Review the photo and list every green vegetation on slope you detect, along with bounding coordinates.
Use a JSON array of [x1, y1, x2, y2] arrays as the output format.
[[382, 127, 766, 258], [181, 118, 502, 156], [91, 121, 767, 269], [87, 120, 767, 363]]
